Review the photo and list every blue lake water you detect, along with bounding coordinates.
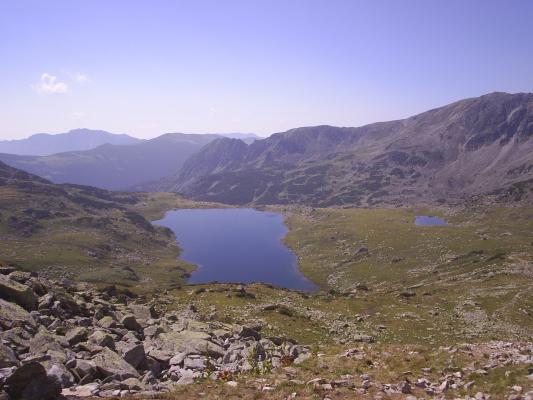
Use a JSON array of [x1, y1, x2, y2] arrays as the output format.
[[153, 208, 317, 291], [415, 215, 448, 226]]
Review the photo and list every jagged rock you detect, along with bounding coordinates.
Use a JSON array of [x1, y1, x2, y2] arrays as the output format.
[[1, 328, 31, 355], [4, 362, 61, 400], [147, 349, 172, 365], [0, 266, 16, 275], [117, 342, 146, 370], [7, 271, 32, 284], [27, 329, 68, 362], [353, 334, 374, 343], [72, 359, 97, 382], [0, 344, 19, 368], [65, 327, 89, 346], [89, 330, 115, 350], [92, 347, 139, 379], [98, 316, 117, 329], [122, 377, 143, 391], [45, 363, 75, 388], [176, 368, 200, 385], [120, 315, 142, 331], [169, 353, 187, 366], [0, 274, 37, 310], [129, 304, 158, 326], [238, 325, 261, 341], [294, 352, 311, 364], [144, 325, 164, 338], [356, 246, 369, 255], [61, 382, 99, 397], [155, 331, 225, 357], [183, 355, 206, 370], [0, 299, 36, 330], [399, 380, 411, 394]]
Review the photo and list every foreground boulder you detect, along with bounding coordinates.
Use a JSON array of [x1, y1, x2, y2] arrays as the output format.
[[0, 299, 36, 330], [92, 347, 140, 379], [154, 330, 225, 358], [4, 362, 61, 400], [0, 274, 37, 310], [0, 344, 19, 368]]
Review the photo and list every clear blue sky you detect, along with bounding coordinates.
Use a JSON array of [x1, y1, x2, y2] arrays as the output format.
[[1, 0, 532, 139]]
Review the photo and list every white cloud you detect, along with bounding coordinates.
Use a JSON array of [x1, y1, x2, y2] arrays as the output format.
[[33, 73, 69, 94], [73, 72, 89, 83], [72, 111, 84, 119]]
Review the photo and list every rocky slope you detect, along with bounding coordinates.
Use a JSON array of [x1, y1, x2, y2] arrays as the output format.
[[0, 133, 221, 191], [153, 92, 533, 206], [0, 266, 309, 399], [0, 129, 140, 156], [0, 267, 531, 400]]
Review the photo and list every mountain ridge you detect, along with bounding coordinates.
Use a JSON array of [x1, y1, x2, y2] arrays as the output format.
[[0, 128, 141, 156], [149, 92, 533, 206], [0, 133, 221, 190]]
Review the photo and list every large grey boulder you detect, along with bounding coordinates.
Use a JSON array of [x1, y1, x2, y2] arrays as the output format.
[[28, 328, 68, 356], [65, 327, 88, 346], [88, 330, 115, 350], [0, 344, 19, 368], [155, 331, 225, 358], [116, 342, 146, 370], [0, 299, 36, 330], [4, 362, 61, 400], [128, 304, 157, 326], [0, 274, 37, 311], [72, 359, 97, 383], [92, 347, 139, 379], [120, 314, 142, 331], [45, 363, 75, 388]]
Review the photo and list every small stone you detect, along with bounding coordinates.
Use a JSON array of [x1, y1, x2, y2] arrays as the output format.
[[465, 380, 475, 389], [438, 380, 450, 392], [400, 380, 411, 394]]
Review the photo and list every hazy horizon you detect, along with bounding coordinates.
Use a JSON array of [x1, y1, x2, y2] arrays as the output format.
[[0, 89, 530, 142], [2, 0, 533, 140]]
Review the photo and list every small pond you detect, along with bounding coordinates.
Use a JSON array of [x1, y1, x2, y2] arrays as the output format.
[[153, 208, 317, 291], [415, 215, 448, 226]]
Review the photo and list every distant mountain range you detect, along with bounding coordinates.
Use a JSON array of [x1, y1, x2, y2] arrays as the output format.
[[145, 92, 533, 206], [0, 128, 141, 156], [219, 133, 262, 143], [0, 130, 262, 190], [0, 133, 221, 190], [2, 93, 531, 205]]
